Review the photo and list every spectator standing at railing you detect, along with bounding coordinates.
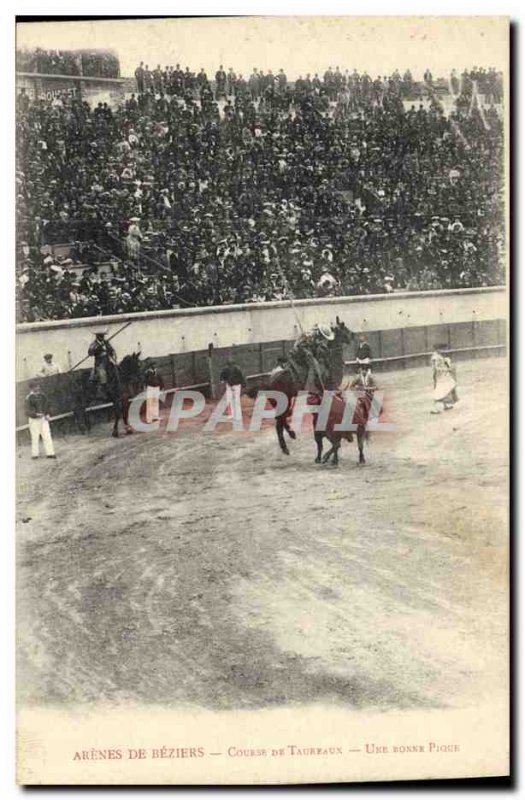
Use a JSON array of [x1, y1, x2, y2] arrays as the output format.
[[249, 68, 260, 101], [183, 66, 195, 95], [143, 65, 153, 93], [17, 88, 30, 114], [215, 65, 227, 100], [227, 67, 236, 96], [135, 62, 145, 93], [153, 65, 163, 93], [235, 73, 248, 100], [196, 68, 208, 91], [172, 64, 184, 96]]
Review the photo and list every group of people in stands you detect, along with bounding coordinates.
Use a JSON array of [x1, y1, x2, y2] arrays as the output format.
[[16, 59, 504, 322], [16, 47, 120, 78], [134, 63, 425, 103], [449, 66, 503, 105]]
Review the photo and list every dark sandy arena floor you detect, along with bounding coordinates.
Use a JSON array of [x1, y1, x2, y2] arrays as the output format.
[[16, 357, 508, 712]]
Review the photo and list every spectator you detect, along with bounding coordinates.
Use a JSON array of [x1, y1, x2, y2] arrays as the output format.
[[215, 64, 227, 100], [16, 47, 119, 77], [135, 61, 145, 93]]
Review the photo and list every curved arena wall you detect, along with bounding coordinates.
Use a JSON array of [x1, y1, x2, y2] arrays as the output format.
[[17, 287, 506, 382]]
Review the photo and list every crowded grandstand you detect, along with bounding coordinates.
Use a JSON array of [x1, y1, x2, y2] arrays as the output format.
[[16, 54, 504, 322], [16, 46, 120, 78]]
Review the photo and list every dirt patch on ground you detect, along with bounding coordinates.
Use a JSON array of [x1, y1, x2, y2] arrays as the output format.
[[16, 358, 508, 712]]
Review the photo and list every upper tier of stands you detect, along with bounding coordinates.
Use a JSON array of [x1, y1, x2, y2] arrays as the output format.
[[16, 58, 505, 322]]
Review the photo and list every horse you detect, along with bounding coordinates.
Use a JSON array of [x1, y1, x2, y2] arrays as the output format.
[[260, 318, 354, 455], [78, 352, 144, 437], [313, 389, 371, 467], [110, 352, 144, 437]]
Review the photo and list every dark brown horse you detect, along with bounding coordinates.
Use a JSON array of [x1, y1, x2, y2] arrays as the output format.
[[110, 352, 144, 437], [77, 352, 144, 437], [263, 319, 353, 455], [313, 390, 371, 467]]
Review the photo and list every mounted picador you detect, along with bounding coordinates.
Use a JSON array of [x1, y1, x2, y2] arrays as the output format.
[[287, 323, 340, 392], [251, 318, 353, 455], [84, 328, 143, 437], [88, 329, 118, 393]]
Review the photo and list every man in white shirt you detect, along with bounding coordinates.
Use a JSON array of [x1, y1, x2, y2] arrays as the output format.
[[40, 353, 61, 377]]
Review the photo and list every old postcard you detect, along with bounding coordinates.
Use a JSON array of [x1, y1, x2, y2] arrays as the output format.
[[15, 15, 509, 784]]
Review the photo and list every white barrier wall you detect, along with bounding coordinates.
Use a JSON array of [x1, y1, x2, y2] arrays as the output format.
[[16, 287, 507, 380]]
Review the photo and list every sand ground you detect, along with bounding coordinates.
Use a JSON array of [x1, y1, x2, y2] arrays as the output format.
[[16, 357, 508, 713]]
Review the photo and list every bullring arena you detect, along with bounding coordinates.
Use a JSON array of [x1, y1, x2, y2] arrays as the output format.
[[14, 20, 509, 782], [17, 292, 508, 714]]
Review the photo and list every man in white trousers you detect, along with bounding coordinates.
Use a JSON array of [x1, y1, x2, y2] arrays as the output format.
[[219, 358, 246, 423], [24, 379, 56, 459], [143, 361, 164, 424]]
